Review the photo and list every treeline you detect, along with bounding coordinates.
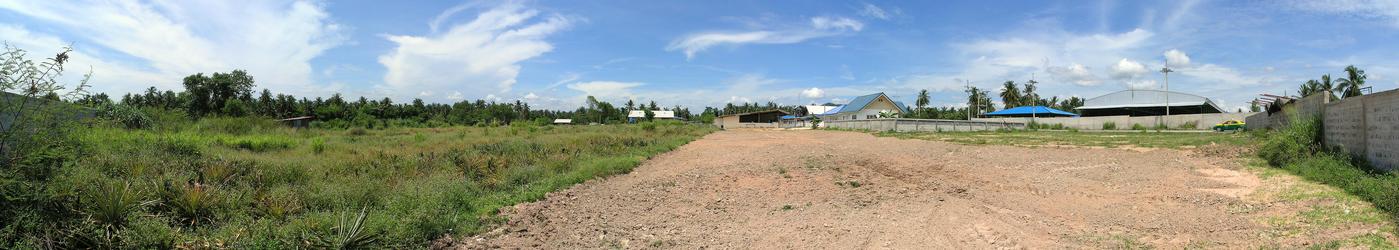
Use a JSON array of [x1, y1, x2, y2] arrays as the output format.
[[73, 70, 704, 128]]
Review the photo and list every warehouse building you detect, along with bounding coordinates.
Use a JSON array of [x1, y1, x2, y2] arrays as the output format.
[[713, 110, 788, 129], [1075, 90, 1224, 117]]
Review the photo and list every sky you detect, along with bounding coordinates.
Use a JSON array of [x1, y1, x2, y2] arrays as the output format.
[[3, 0, 1399, 112]]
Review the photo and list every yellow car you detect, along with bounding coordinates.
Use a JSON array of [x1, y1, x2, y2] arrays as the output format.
[[1213, 120, 1245, 131]]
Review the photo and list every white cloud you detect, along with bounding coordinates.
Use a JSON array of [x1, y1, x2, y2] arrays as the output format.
[[811, 16, 864, 31], [801, 87, 826, 98], [566, 81, 644, 100], [839, 64, 855, 80], [379, 2, 570, 101], [1164, 49, 1191, 67], [666, 16, 863, 59], [1108, 58, 1150, 80], [0, 0, 344, 96], [860, 3, 891, 20], [1046, 63, 1101, 86]]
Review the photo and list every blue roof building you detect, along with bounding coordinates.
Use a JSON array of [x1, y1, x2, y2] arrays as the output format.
[[984, 106, 1078, 117], [816, 92, 910, 120]]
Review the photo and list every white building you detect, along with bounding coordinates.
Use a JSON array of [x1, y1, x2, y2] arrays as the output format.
[[816, 92, 910, 121]]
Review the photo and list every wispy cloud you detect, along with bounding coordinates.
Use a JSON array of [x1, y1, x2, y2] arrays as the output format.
[[1284, 0, 1399, 27], [859, 3, 891, 20], [666, 16, 863, 59], [0, 0, 345, 96], [379, 2, 571, 101]]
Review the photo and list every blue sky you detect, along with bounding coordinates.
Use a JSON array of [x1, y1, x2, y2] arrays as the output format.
[[3, 0, 1398, 111]]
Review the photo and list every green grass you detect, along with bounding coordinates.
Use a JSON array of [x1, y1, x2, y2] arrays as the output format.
[[874, 130, 1253, 149], [38, 119, 714, 248]]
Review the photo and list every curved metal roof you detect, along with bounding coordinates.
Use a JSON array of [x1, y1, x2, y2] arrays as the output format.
[[1077, 89, 1221, 110]]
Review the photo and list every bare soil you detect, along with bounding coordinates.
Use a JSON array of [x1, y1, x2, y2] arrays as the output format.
[[442, 130, 1385, 249]]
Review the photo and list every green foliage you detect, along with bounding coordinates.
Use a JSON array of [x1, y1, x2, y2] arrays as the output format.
[[1179, 121, 1198, 129], [193, 116, 282, 135], [215, 135, 296, 152], [1131, 123, 1148, 131], [96, 103, 153, 129], [1257, 114, 1399, 222], [85, 181, 150, 228], [312, 138, 326, 154], [1101, 122, 1117, 130], [306, 207, 382, 249]]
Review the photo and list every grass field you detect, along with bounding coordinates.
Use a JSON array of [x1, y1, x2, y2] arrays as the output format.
[[43, 118, 713, 248]]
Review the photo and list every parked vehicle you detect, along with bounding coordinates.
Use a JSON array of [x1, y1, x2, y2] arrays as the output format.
[[1213, 120, 1245, 131]]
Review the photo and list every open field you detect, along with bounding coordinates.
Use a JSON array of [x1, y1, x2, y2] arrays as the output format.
[[457, 130, 1396, 249], [11, 118, 713, 248]]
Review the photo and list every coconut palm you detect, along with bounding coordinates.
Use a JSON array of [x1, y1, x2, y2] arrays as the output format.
[[915, 89, 930, 118], [1319, 74, 1337, 100], [1300, 79, 1319, 97], [999, 81, 1021, 108], [1335, 65, 1367, 98]]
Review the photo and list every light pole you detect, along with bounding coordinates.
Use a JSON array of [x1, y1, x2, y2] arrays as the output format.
[[1161, 61, 1173, 128]]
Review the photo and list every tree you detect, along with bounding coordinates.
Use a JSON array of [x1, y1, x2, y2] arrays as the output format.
[[915, 89, 930, 118], [1300, 79, 1319, 97], [1336, 65, 1367, 98], [643, 109, 655, 122], [1022, 80, 1038, 107], [998, 81, 1021, 108], [625, 99, 635, 111]]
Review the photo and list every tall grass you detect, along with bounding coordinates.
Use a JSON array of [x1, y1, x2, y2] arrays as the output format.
[[1257, 114, 1399, 220], [23, 119, 714, 248]]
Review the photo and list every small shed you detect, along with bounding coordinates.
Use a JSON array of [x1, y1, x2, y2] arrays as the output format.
[[713, 110, 789, 129], [278, 116, 314, 128]]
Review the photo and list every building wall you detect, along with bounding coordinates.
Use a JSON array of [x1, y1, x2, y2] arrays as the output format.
[[826, 118, 1024, 132], [826, 96, 904, 121], [971, 112, 1255, 130], [713, 115, 778, 129], [1247, 89, 1399, 171]]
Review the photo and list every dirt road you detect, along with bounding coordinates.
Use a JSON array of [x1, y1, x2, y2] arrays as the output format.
[[447, 130, 1353, 248]]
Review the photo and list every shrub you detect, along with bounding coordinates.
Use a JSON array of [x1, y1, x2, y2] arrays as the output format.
[[348, 128, 368, 136], [1258, 114, 1399, 219], [1101, 122, 1117, 130], [216, 135, 296, 152], [1131, 123, 1148, 131], [96, 104, 153, 129], [1178, 121, 1198, 129], [312, 138, 326, 154], [194, 116, 281, 135], [160, 133, 205, 156], [640, 122, 657, 131], [86, 181, 148, 228]]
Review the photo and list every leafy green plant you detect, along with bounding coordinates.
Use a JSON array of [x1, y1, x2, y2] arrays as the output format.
[[307, 207, 382, 249], [312, 138, 326, 154], [1101, 122, 1117, 130], [96, 104, 153, 129], [86, 181, 150, 228], [1131, 123, 1147, 131]]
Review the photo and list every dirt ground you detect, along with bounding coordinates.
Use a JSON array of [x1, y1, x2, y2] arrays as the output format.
[[443, 130, 1392, 249]]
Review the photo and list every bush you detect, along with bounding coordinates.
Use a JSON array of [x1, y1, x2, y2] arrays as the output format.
[[215, 135, 296, 152], [312, 138, 326, 154], [1101, 122, 1117, 130], [160, 133, 205, 156], [97, 104, 153, 129], [1178, 121, 1198, 129], [1257, 114, 1399, 220], [193, 116, 281, 135], [1131, 123, 1148, 131]]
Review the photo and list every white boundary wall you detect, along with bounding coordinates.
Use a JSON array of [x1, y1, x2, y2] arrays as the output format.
[[825, 118, 1025, 132], [971, 112, 1256, 130]]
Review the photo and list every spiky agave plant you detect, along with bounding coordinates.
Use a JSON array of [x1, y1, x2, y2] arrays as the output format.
[[308, 207, 382, 249]]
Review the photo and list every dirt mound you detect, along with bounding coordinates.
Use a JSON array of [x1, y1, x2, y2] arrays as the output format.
[[440, 130, 1357, 249]]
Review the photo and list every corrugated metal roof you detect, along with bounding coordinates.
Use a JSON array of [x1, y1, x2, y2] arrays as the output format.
[[985, 106, 1078, 117], [1077, 89, 1221, 110], [826, 92, 911, 115]]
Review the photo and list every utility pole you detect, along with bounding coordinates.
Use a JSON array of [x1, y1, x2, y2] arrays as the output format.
[[1160, 60, 1174, 128], [1029, 73, 1038, 126], [966, 80, 972, 120]]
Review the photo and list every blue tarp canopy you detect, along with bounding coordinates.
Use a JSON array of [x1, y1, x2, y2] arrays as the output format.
[[985, 106, 1078, 117]]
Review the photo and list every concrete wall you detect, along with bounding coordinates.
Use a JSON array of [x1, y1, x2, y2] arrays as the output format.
[[1250, 89, 1399, 171], [970, 112, 1255, 130], [713, 115, 778, 129], [825, 118, 1024, 132]]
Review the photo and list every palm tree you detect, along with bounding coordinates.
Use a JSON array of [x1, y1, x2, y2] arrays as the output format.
[[1335, 65, 1367, 98], [915, 89, 930, 118], [1300, 79, 1319, 97], [1022, 80, 1038, 107], [1319, 74, 1336, 99], [999, 81, 1021, 108]]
